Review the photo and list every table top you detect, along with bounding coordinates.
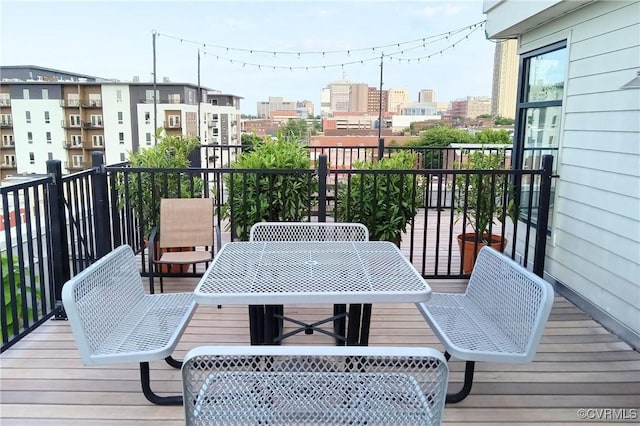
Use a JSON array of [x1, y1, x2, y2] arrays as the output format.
[[194, 241, 431, 305]]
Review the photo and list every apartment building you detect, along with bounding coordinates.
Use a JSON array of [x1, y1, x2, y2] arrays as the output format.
[[418, 89, 435, 103], [491, 39, 518, 119], [0, 66, 241, 179], [367, 87, 389, 115]]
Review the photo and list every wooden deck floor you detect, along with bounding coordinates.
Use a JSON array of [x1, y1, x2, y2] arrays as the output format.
[[1, 277, 639, 425]]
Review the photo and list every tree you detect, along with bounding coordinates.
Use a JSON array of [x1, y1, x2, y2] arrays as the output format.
[[281, 118, 309, 142], [474, 129, 512, 144], [494, 115, 515, 125]]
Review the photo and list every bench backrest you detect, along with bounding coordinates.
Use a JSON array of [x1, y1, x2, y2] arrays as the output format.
[[62, 245, 146, 364], [250, 221, 369, 242], [182, 345, 448, 425], [465, 246, 555, 360]]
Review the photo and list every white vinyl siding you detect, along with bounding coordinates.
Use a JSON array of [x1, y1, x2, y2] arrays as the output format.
[[517, 1, 640, 339]]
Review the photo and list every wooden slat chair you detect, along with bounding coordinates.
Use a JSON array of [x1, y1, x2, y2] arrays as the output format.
[[182, 345, 448, 425], [149, 198, 221, 294], [62, 244, 196, 405], [417, 246, 554, 403], [248, 221, 369, 345]]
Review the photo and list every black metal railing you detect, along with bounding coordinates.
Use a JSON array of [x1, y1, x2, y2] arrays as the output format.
[[1, 146, 553, 352]]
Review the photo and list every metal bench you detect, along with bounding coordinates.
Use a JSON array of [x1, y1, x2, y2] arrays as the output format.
[[182, 346, 448, 425], [417, 246, 554, 403], [62, 244, 197, 405], [249, 221, 369, 345]]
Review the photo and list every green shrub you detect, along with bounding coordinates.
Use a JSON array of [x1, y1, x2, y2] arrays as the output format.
[[117, 131, 204, 238], [2, 253, 40, 337], [222, 136, 317, 241], [336, 151, 419, 243], [404, 125, 473, 168], [474, 128, 512, 144]]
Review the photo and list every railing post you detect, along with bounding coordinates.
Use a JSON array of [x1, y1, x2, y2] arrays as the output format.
[[317, 154, 328, 222], [46, 160, 70, 320], [377, 138, 385, 161], [92, 152, 112, 258], [533, 155, 553, 277]]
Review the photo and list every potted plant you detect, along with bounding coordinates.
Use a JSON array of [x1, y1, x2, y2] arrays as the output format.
[[453, 148, 514, 273], [116, 130, 204, 269], [335, 150, 419, 245], [221, 133, 317, 241]]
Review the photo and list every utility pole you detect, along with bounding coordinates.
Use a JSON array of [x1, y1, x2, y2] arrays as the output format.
[[197, 48, 201, 139], [377, 53, 384, 151], [152, 30, 158, 141]]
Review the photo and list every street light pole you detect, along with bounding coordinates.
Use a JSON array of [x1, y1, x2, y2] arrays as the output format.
[[377, 53, 384, 159], [152, 30, 158, 142]]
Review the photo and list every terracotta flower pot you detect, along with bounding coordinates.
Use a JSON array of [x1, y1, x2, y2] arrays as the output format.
[[456, 233, 507, 274]]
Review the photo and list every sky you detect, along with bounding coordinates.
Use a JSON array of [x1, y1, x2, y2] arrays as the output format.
[[1, 0, 497, 115]]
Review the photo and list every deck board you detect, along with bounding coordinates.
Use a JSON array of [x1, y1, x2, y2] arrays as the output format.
[[1, 276, 639, 425]]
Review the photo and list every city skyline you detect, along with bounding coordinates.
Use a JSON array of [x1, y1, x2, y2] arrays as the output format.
[[1, 1, 496, 115]]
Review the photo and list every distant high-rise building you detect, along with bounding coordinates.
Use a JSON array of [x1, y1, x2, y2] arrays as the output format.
[[327, 80, 352, 113], [418, 89, 435, 103], [348, 84, 369, 112], [256, 96, 296, 118], [320, 88, 331, 117], [491, 39, 518, 119], [387, 88, 409, 113], [450, 96, 492, 119], [367, 87, 388, 115]]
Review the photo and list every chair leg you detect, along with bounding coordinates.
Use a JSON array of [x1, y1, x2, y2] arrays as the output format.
[[446, 360, 475, 403], [164, 355, 182, 369], [139, 362, 183, 405]]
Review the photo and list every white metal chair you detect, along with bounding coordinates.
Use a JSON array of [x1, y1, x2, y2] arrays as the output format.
[[417, 246, 554, 402], [62, 244, 196, 405], [182, 345, 448, 425], [249, 221, 369, 345]]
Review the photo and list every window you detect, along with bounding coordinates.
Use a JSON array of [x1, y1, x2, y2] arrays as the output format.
[[118, 111, 124, 124], [46, 131, 52, 143], [169, 93, 181, 104], [90, 115, 103, 126], [23, 89, 30, 100], [144, 112, 150, 124], [27, 131, 33, 143], [0, 93, 9, 106], [25, 111, 31, 123], [72, 155, 84, 166], [48, 152, 53, 160], [71, 135, 82, 146], [0, 114, 11, 125], [515, 41, 566, 230], [44, 111, 50, 123], [4, 154, 16, 166], [120, 153, 126, 162], [88, 94, 101, 107], [119, 132, 125, 144], [68, 93, 80, 107], [70, 114, 81, 126], [168, 115, 180, 127], [116, 90, 122, 102], [145, 132, 152, 145], [145, 90, 158, 103], [29, 152, 35, 164], [2, 134, 14, 146], [92, 135, 104, 147], [42, 89, 49, 99]]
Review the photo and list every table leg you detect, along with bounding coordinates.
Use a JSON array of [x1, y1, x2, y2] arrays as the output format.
[[248, 305, 264, 345], [334, 304, 347, 346], [264, 305, 282, 345], [346, 304, 362, 345], [359, 304, 372, 346]]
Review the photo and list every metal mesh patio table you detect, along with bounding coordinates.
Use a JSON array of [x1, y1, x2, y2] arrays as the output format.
[[195, 241, 432, 345]]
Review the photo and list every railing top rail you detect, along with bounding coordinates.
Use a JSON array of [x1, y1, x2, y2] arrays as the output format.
[[0, 176, 53, 193]]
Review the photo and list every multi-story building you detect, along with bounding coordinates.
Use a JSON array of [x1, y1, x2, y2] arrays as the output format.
[[387, 88, 410, 113], [449, 96, 492, 119], [0, 66, 241, 179], [418, 89, 435, 103], [325, 80, 352, 113], [491, 39, 518, 119], [256, 96, 296, 118], [348, 84, 369, 112], [367, 87, 388, 115]]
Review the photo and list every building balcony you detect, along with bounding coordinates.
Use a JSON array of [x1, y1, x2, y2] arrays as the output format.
[[0, 120, 13, 128], [82, 121, 103, 129], [164, 120, 182, 129], [81, 99, 102, 108], [2, 140, 15, 147], [61, 120, 81, 128], [0, 161, 16, 169], [63, 141, 84, 149], [0, 99, 11, 107], [208, 120, 219, 127], [60, 100, 81, 108], [65, 162, 86, 170]]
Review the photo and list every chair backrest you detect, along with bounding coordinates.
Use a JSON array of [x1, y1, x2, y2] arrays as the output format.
[[182, 345, 448, 426], [159, 198, 214, 249], [466, 246, 555, 360], [249, 222, 369, 242], [62, 245, 145, 364]]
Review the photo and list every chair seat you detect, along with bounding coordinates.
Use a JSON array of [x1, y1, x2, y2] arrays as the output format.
[[157, 250, 213, 264]]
